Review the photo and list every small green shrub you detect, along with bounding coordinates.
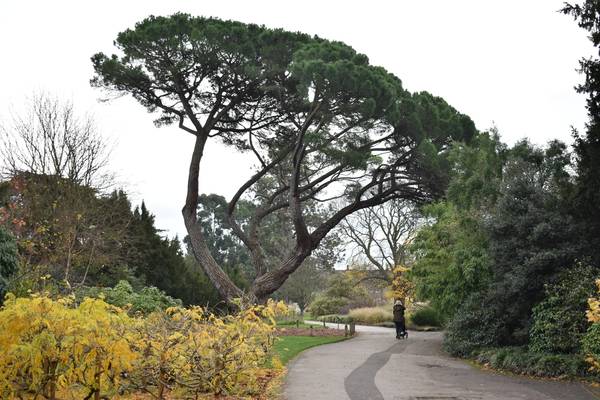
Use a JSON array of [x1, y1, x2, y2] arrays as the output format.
[[307, 295, 348, 317], [534, 354, 572, 377], [410, 306, 442, 327], [505, 351, 541, 375], [489, 347, 509, 369], [474, 348, 493, 365], [348, 307, 393, 325], [443, 294, 505, 357], [583, 323, 600, 368], [76, 280, 181, 314]]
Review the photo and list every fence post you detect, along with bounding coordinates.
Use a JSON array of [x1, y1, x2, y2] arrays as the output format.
[[296, 319, 299, 328], [310, 325, 314, 336], [344, 324, 348, 337], [350, 322, 355, 336]]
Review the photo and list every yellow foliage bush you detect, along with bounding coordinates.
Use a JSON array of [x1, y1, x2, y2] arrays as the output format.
[[0, 294, 136, 400], [0, 293, 285, 399], [587, 279, 600, 324], [386, 265, 415, 305]]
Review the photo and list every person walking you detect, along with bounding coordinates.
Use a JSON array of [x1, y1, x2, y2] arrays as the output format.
[[393, 299, 407, 339]]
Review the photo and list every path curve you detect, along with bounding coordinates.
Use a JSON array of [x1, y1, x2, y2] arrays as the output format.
[[284, 325, 599, 400]]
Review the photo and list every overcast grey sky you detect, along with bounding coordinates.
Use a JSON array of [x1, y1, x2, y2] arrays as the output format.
[[0, 0, 593, 240]]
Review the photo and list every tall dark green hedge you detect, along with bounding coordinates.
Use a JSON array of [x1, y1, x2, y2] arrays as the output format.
[[0, 226, 18, 301]]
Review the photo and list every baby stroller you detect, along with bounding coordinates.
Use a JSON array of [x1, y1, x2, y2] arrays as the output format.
[[396, 319, 408, 339], [397, 326, 408, 339]]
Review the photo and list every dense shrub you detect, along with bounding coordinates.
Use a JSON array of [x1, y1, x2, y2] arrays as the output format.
[[348, 307, 393, 325], [128, 302, 282, 398], [529, 263, 597, 354], [446, 265, 596, 358], [307, 295, 348, 317], [410, 306, 442, 327], [583, 323, 600, 371], [443, 294, 506, 356], [410, 202, 492, 321], [0, 294, 137, 399], [77, 280, 181, 314], [473, 347, 590, 378], [0, 293, 284, 399], [499, 350, 541, 375], [583, 279, 600, 371], [480, 155, 580, 346], [443, 149, 581, 353]]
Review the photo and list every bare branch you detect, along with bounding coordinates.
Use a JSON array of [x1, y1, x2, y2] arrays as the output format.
[[1, 93, 113, 190]]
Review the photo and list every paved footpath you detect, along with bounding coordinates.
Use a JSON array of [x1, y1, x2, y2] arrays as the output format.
[[284, 322, 600, 400]]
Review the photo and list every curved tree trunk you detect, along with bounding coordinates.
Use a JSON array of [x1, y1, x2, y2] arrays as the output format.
[[251, 247, 312, 302], [183, 213, 245, 302], [183, 133, 245, 303]]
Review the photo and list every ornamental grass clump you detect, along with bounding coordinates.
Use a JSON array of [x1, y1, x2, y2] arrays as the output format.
[[348, 307, 393, 325]]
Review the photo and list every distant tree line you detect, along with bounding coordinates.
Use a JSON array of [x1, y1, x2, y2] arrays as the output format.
[[0, 94, 245, 308]]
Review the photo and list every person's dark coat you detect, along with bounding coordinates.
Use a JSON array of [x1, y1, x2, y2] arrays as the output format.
[[393, 303, 405, 322]]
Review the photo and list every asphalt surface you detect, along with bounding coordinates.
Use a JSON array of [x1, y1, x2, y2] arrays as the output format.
[[284, 324, 600, 400]]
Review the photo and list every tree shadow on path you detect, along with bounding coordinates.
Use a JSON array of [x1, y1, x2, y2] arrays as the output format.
[[345, 340, 408, 400]]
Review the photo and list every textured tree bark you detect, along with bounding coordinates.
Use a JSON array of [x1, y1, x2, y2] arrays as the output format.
[[182, 133, 245, 303], [184, 214, 245, 302], [251, 247, 312, 302]]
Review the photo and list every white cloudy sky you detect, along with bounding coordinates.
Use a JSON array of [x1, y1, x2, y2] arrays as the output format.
[[0, 0, 594, 240]]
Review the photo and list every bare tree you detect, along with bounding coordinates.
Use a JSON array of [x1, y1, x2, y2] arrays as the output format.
[[1, 93, 112, 189], [340, 199, 420, 282]]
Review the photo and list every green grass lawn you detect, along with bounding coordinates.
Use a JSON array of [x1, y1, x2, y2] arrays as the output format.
[[272, 335, 347, 365]]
